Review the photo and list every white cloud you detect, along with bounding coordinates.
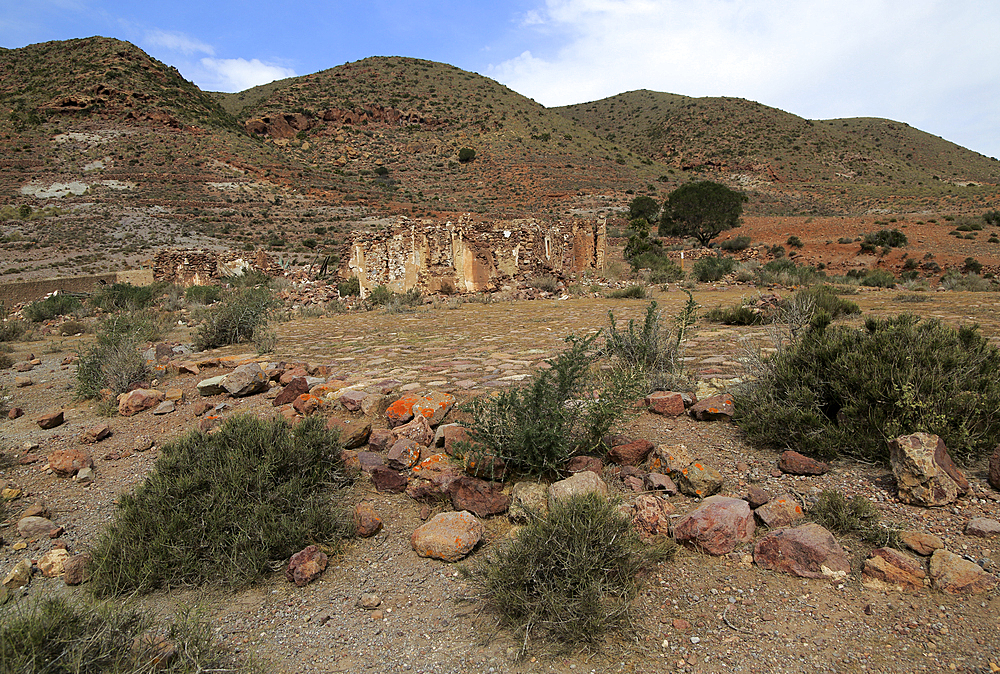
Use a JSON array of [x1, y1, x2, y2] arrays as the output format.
[[488, 0, 1000, 156], [195, 57, 297, 92], [143, 29, 214, 56]]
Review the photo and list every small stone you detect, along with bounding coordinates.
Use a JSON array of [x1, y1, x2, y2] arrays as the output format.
[[134, 435, 155, 452], [608, 439, 654, 466], [221, 363, 269, 397], [673, 496, 755, 555], [447, 476, 511, 517], [358, 593, 382, 609], [17, 515, 58, 538], [38, 549, 71, 577], [151, 400, 176, 415], [14, 375, 32, 387], [746, 485, 771, 509], [47, 448, 93, 477], [8, 407, 24, 419], [118, 388, 165, 416], [965, 518, 1000, 538], [74, 467, 95, 486], [2, 559, 32, 588], [645, 391, 685, 416], [549, 471, 608, 503], [386, 438, 421, 470], [196, 375, 226, 396], [79, 424, 111, 444], [754, 494, 805, 528], [286, 545, 328, 587], [509, 481, 549, 523], [753, 523, 851, 580], [689, 394, 734, 421], [273, 377, 310, 406], [63, 553, 92, 586], [671, 461, 724, 498], [411, 511, 483, 562], [353, 503, 383, 538], [900, 530, 944, 556], [644, 472, 678, 495], [36, 410, 65, 429], [370, 466, 408, 493], [777, 451, 829, 476]]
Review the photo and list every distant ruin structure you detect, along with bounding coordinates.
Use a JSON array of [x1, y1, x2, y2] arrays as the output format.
[[153, 249, 279, 287], [340, 215, 606, 295]]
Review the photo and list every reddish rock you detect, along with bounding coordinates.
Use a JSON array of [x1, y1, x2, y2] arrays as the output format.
[[672, 495, 755, 555], [192, 401, 213, 416], [645, 391, 685, 416], [566, 455, 604, 475], [17, 515, 59, 538], [387, 438, 421, 470], [746, 485, 772, 509], [644, 472, 677, 494], [293, 393, 324, 416], [386, 394, 422, 427], [367, 428, 394, 452], [650, 444, 692, 474], [989, 444, 1000, 491], [929, 549, 998, 594], [353, 503, 383, 538], [392, 414, 435, 447], [286, 545, 328, 587], [79, 424, 111, 444], [48, 448, 94, 477], [273, 377, 309, 406], [754, 493, 805, 528], [965, 518, 1000, 538], [412, 391, 456, 426], [411, 511, 483, 562], [631, 494, 673, 538], [357, 451, 385, 473], [119, 388, 164, 417], [889, 433, 968, 506], [689, 394, 735, 421], [447, 476, 511, 517], [463, 451, 506, 481], [753, 523, 851, 579], [777, 450, 829, 476], [900, 530, 944, 556], [862, 547, 926, 591], [8, 407, 24, 419], [371, 466, 408, 493], [339, 389, 369, 412], [608, 439, 654, 466], [442, 425, 471, 455], [63, 553, 92, 586], [37, 410, 65, 429]]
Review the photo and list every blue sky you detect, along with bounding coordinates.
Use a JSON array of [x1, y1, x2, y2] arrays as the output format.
[[3, 0, 998, 159]]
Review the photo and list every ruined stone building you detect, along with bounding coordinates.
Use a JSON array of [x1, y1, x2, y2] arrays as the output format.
[[340, 215, 606, 295], [153, 249, 279, 287]]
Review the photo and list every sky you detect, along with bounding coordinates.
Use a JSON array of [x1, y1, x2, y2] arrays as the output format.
[[2, 0, 998, 159]]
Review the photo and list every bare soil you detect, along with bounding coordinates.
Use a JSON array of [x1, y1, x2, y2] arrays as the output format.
[[2, 288, 999, 673]]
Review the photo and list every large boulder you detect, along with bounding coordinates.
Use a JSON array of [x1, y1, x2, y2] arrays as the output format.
[[862, 547, 926, 592], [118, 388, 164, 416], [929, 549, 998, 594], [670, 461, 724, 498], [447, 477, 511, 517], [411, 511, 483, 562], [672, 495, 754, 555], [889, 433, 968, 507], [548, 471, 608, 503], [753, 523, 850, 579]]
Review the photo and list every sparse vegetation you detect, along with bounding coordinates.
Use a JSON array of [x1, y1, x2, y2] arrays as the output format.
[[76, 313, 164, 398], [608, 284, 646, 299], [194, 287, 278, 351], [184, 284, 222, 305], [691, 255, 735, 282], [89, 282, 159, 312], [23, 294, 82, 322], [808, 490, 901, 548]]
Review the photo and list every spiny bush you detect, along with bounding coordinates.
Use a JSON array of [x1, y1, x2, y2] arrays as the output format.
[[608, 284, 646, 299], [864, 228, 907, 248], [23, 294, 82, 322], [736, 314, 1000, 464], [88, 415, 353, 596], [184, 284, 222, 305], [464, 493, 675, 655], [460, 332, 643, 477], [89, 282, 158, 312], [337, 276, 360, 297], [719, 235, 751, 251], [529, 275, 559, 293], [786, 235, 804, 248], [691, 255, 735, 282], [808, 490, 901, 548], [0, 597, 247, 674], [76, 313, 163, 398], [194, 287, 278, 351], [604, 296, 697, 391]]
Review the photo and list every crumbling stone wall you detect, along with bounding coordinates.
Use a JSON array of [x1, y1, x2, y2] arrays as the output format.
[[340, 215, 606, 295], [153, 249, 280, 287]]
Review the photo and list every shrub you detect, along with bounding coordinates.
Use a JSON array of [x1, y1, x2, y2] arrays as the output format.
[[367, 285, 395, 306], [608, 285, 646, 299], [529, 275, 559, 293], [860, 269, 896, 287], [984, 210, 1000, 226], [76, 313, 163, 398], [735, 314, 1000, 463], [837, 237, 854, 244], [458, 147, 476, 163], [691, 256, 735, 282], [941, 270, 994, 292], [627, 195, 659, 223], [719, 235, 751, 251], [706, 302, 762, 326], [337, 276, 360, 296], [460, 333, 642, 477], [185, 284, 222, 305], [795, 284, 861, 319], [0, 597, 244, 674], [808, 490, 900, 548], [786, 235, 804, 248], [963, 257, 984, 274], [89, 282, 157, 312], [23, 294, 82, 322], [0, 319, 26, 342], [89, 415, 353, 596], [194, 287, 278, 351], [864, 228, 907, 248], [465, 493, 675, 654], [604, 297, 697, 390]]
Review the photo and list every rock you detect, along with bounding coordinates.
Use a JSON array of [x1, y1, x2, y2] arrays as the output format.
[[989, 444, 1000, 491], [608, 439, 654, 466], [463, 451, 506, 481], [671, 461, 724, 498], [777, 451, 829, 476], [566, 455, 603, 475], [411, 511, 483, 562], [356, 451, 385, 473], [386, 394, 422, 427], [292, 394, 325, 415], [644, 472, 678, 495], [38, 548, 71, 577], [929, 549, 998, 594], [672, 495, 755, 555], [447, 477, 511, 517], [509, 481, 549, 523], [900, 530, 945, 556], [2, 559, 32, 588], [646, 391, 685, 416], [754, 494, 805, 528], [367, 428, 394, 452], [361, 394, 392, 418], [286, 545, 328, 587], [689, 394, 735, 421], [353, 503, 383, 538], [14, 360, 33, 372], [273, 377, 309, 406], [370, 466, 408, 493], [134, 436, 155, 452], [63, 553, 91, 586], [221, 363, 268, 397], [36, 410, 65, 429], [74, 467, 95, 486], [118, 388, 164, 416], [631, 494, 673, 538], [151, 400, 175, 415], [549, 471, 609, 503], [8, 407, 23, 419], [358, 593, 381, 609], [753, 523, 851, 579], [48, 448, 94, 477], [387, 438, 421, 470], [441, 425, 471, 455], [649, 444, 691, 474], [965, 518, 1000, 538], [339, 389, 369, 412], [17, 516, 59, 538], [14, 375, 32, 388], [392, 414, 435, 447], [746, 485, 771, 509], [412, 391, 456, 426], [79, 424, 111, 444], [192, 401, 213, 416], [889, 433, 968, 506], [327, 418, 371, 449], [862, 547, 926, 592], [196, 375, 226, 396]]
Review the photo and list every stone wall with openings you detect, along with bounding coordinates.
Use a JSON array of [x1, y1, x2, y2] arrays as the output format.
[[153, 249, 280, 287]]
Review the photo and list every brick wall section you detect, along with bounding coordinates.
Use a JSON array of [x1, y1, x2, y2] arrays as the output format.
[[153, 249, 280, 287]]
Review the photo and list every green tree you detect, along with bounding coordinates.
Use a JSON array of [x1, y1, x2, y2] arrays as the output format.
[[627, 195, 659, 223], [458, 147, 476, 163], [659, 181, 746, 246]]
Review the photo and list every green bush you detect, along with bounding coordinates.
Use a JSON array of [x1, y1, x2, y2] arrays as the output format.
[[0, 597, 245, 674], [194, 287, 278, 351], [465, 493, 675, 654], [608, 285, 646, 299], [719, 235, 751, 251], [786, 235, 804, 248], [963, 257, 984, 274], [89, 283, 157, 312], [753, 258, 823, 286], [76, 313, 164, 398], [458, 147, 476, 163], [367, 285, 394, 306], [794, 284, 861, 319], [88, 415, 353, 596], [984, 210, 1000, 226], [604, 297, 697, 391], [706, 302, 764, 326], [736, 314, 1000, 464], [864, 228, 907, 248], [860, 269, 896, 288], [808, 490, 900, 548], [691, 256, 735, 282], [460, 333, 642, 477], [337, 276, 360, 296], [185, 284, 222, 305], [0, 319, 26, 342], [529, 275, 559, 293], [23, 294, 82, 322]]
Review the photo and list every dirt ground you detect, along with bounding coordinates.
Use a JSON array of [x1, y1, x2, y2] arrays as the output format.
[[1, 287, 999, 673]]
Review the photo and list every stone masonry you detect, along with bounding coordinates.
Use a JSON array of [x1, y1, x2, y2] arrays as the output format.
[[153, 249, 280, 287]]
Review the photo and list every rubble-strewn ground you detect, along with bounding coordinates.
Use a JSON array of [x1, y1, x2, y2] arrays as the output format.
[[2, 288, 999, 673]]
